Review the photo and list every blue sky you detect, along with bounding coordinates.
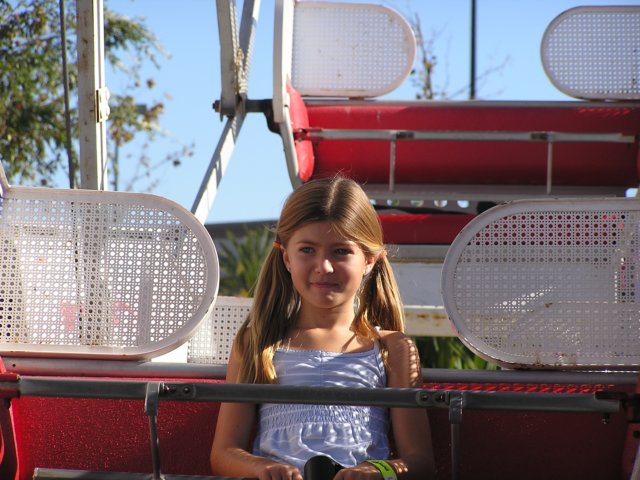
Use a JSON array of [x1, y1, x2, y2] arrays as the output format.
[[108, 0, 639, 225]]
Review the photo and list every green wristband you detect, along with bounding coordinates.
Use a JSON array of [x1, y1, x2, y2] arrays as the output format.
[[366, 460, 397, 479]]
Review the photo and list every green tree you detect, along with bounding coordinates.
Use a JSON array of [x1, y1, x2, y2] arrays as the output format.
[[218, 226, 273, 297], [0, 0, 191, 190], [409, 12, 509, 101], [416, 336, 496, 370]]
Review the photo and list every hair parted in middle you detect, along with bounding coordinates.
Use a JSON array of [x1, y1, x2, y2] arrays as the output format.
[[235, 176, 405, 384]]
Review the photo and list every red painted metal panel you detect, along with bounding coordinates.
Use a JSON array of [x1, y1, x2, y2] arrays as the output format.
[[304, 103, 640, 187], [378, 213, 475, 245]]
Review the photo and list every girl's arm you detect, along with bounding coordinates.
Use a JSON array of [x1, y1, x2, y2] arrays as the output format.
[[383, 331, 436, 479], [210, 340, 303, 480], [335, 331, 436, 480]]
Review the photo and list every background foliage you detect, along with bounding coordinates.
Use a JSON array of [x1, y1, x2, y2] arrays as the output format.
[[218, 226, 274, 297], [0, 0, 190, 190]]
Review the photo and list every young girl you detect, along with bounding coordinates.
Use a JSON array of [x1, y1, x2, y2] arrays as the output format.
[[210, 177, 435, 480]]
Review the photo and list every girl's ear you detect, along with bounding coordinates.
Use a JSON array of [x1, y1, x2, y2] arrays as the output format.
[[281, 247, 292, 272], [364, 256, 376, 276]]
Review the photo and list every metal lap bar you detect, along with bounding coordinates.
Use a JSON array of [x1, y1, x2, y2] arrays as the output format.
[[145, 382, 162, 480], [303, 128, 636, 196], [5, 377, 620, 413], [448, 392, 463, 480]]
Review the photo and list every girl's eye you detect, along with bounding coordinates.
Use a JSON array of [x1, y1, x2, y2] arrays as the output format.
[[335, 248, 352, 255], [300, 246, 314, 254]]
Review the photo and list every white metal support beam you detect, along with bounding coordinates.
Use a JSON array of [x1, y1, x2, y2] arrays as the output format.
[[237, 0, 260, 96], [192, 115, 246, 224], [216, 0, 241, 117], [192, 0, 261, 223], [76, 0, 108, 190]]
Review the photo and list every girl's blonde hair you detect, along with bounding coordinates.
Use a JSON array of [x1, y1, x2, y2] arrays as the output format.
[[235, 176, 405, 384]]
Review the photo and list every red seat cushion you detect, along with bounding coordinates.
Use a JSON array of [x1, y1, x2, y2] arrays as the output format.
[[10, 379, 223, 479], [379, 213, 475, 245]]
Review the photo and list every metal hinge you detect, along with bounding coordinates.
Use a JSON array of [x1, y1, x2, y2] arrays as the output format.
[[95, 87, 111, 123]]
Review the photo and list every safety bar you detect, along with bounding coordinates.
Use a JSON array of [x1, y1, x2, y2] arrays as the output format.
[[301, 129, 636, 143], [1, 377, 621, 414], [301, 128, 636, 196]]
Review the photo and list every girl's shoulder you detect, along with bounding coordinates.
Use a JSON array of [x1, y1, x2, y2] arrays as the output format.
[[377, 329, 411, 344], [377, 330, 422, 387], [377, 329, 417, 355]]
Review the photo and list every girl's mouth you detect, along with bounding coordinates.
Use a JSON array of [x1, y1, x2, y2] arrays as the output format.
[[311, 281, 338, 289]]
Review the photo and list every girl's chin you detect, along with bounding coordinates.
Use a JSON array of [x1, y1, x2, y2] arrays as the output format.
[[303, 294, 355, 310]]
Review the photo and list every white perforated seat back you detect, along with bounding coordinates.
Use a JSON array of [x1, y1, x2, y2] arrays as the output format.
[[187, 296, 251, 364], [442, 198, 640, 369], [542, 6, 640, 100], [290, 1, 416, 98], [0, 184, 218, 359]]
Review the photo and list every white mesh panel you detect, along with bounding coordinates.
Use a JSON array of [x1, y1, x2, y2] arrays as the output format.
[[291, 2, 416, 97], [187, 296, 251, 364], [0, 187, 218, 359], [442, 199, 640, 369], [542, 6, 640, 100]]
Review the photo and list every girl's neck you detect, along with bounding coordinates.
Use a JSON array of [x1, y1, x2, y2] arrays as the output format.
[[286, 306, 372, 353], [295, 302, 354, 330]]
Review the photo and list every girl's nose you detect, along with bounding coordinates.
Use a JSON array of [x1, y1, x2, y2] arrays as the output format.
[[316, 257, 334, 273]]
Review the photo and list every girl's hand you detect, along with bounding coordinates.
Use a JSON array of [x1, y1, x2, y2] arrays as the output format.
[[334, 461, 388, 479], [259, 462, 303, 480]]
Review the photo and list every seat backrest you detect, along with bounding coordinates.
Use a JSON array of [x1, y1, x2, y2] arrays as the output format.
[[273, 0, 415, 114], [442, 197, 640, 369], [288, 1, 415, 98], [187, 295, 251, 364], [0, 165, 219, 360], [542, 6, 640, 100]]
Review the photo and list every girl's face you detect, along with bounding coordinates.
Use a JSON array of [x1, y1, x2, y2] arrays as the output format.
[[282, 221, 375, 312]]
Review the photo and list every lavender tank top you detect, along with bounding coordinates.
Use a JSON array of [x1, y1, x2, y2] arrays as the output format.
[[252, 342, 390, 472]]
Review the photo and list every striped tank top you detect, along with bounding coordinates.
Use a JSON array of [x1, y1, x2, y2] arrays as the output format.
[[252, 342, 390, 472]]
